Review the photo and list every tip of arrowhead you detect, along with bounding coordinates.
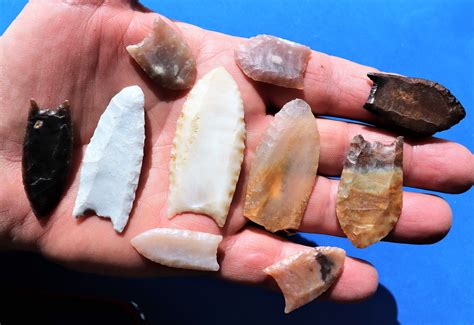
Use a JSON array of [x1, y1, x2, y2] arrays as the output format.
[[113, 85, 145, 110]]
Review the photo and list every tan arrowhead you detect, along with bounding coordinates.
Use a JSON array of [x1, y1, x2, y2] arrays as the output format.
[[336, 135, 403, 248], [244, 99, 319, 232]]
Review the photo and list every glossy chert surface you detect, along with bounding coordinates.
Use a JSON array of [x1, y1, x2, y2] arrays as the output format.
[[127, 18, 196, 90], [336, 135, 403, 248], [73, 86, 145, 232], [22, 100, 73, 218], [131, 228, 222, 271], [234, 35, 311, 89], [364, 73, 466, 136], [265, 247, 346, 313], [167, 67, 245, 227], [244, 99, 319, 232]]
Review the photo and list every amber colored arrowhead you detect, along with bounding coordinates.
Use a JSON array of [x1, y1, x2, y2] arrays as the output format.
[[364, 73, 466, 136], [336, 135, 403, 248], [244, 99, 319, 232]]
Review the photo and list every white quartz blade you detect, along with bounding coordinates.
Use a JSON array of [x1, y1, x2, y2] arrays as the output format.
[[131, 228, 222, 271], [73, 86, 145, 232], [167, 67, 245, 227]]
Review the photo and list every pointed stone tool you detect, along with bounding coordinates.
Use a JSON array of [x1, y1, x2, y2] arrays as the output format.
[[73, 86, 145, 232], [336, 135, 403, 248], [167, 67, 245, 227], [22, 100, 73, 218], [244, 99, 320, 232]]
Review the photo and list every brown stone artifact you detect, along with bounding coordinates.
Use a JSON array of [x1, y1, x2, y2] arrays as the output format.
[[336, 135, 403, 248], [264, 247, 346, 313], [244, 99, 319, 232], [22, 100, 73, 218], [234, 35, 311, 89], [127, 18, 197, 90], [364, 72, 466, 136]]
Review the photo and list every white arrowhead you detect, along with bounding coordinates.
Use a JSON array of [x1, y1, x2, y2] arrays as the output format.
[[73, 86, 145, 232], [167, 67, 246, 227]]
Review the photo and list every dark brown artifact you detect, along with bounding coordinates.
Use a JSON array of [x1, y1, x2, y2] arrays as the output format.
[[364, 73, 466, 136], [22, 100, 73, 218], [336, 135, 403, 248]]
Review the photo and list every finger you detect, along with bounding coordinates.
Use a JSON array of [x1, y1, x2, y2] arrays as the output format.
[[316, 118, 474, 193], [299, 176, 452, 244], [256, 50, 377, 121], [30, 0, 133, 8], [243, 110, 454, 243], [126, 10, 376, 121], [252, 49, 473, 192], [219, 227, 378, 302]]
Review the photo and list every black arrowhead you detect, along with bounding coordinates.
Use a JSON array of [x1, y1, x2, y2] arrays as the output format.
[[22, 100, 73, 218]]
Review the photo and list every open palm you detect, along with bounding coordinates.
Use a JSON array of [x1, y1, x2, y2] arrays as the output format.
[[1, 0, 473, 302]]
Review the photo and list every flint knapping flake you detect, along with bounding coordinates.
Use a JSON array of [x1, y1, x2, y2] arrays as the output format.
[[364, 73, 466, 136], [22, 100, 73, 218], [336, 135, 403, 248], [234, 35, 311, 89], [264, 247, 346, 313], [127, 18, 197, 90], [244, 99, 320, 232]]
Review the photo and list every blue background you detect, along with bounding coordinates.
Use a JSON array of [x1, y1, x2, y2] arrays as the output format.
[[1, 0, 473, 324]]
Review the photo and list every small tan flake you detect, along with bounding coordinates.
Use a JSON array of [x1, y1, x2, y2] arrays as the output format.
[[336, 135, 403, 248], [265, 247, 346, 313], [244, 99, 319, 232], [127, 18, 196, 90], [235, 35, 311, 89]]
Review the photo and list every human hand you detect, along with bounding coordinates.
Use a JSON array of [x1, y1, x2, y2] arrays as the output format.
[[1, 0, 472, 302]]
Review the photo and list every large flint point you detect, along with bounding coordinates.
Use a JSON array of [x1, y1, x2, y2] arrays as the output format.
[[22, 100, 73, 218], [364, 73, 466, 136], [73, 86, 145, 232], [244, 99, 320, 232], [167, 67, 245, 227]]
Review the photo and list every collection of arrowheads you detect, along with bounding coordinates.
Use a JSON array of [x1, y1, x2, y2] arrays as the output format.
[[22, 18, 465, 313]]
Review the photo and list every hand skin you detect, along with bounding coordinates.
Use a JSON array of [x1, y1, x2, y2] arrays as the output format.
[[0, 0, 473, 303]]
